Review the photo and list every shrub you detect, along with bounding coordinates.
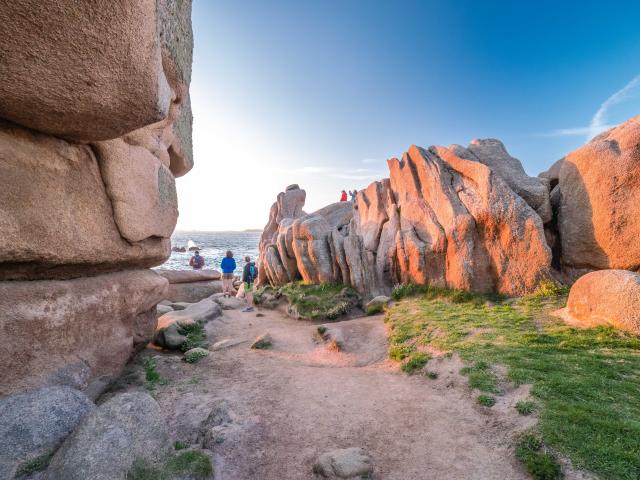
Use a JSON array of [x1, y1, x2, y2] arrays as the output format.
[[184, 348, 209, 364], [532, 279, 570, 298], [365, 303, 385, 315], [391, 283, 429, 300], [279, 282, 360, 320]]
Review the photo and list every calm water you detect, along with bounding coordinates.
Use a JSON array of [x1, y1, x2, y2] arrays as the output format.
[[159, 231, 261, 275]]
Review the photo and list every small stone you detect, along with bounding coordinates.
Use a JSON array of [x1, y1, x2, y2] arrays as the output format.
[[313, 447, 372, 478]]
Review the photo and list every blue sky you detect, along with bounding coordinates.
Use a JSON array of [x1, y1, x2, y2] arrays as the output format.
[[176, 0, 640, 230]]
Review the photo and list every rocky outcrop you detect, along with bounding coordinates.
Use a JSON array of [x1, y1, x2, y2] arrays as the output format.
[[0, 386, 95, 480], [553, 116, 640, 272], [259, 141, 552, 298], [566, 270, 640, 335], [46, 392, 172, 480], [0, 270, 168, 396], [0, 1, 194, 396]]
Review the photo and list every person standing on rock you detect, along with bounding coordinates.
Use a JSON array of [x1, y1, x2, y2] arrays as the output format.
[[220, 250, 237, 297], [349, 189, 357, 202], [340, 190, 348, 202], [189, 250, 205, 270], [241, 256, 258, 312]]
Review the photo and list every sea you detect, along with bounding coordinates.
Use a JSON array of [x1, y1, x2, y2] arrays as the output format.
[[158, 230, 261, 275]]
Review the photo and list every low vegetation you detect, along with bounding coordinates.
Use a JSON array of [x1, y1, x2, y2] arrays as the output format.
[[515, 400, 536, 415], [128, 450, 214, 480], [256, 282, 361, 320], [15, 453, 52, 478], [477, 394, 496, 407], [516, 432, 563, 480], [177, 322, 209, 352], [385, 283, 640, 480], [365, 303, 385, 316]]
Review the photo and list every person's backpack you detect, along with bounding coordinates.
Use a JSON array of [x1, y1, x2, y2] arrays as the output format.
[[248, 263, 258, 282]]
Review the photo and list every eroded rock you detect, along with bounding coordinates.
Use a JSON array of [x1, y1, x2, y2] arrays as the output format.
[[313, 447, 372, 479]]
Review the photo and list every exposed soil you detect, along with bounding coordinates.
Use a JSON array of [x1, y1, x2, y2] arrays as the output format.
[[128, 304, 551, 480]]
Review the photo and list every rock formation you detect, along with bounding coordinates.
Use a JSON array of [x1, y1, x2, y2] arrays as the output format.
[[259, 141, 553, 298], [0, 1, 194, 396], [542, 116, 640, 274]]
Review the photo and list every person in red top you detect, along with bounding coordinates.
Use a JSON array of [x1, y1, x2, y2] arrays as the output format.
[[340, 190, 347, 202]]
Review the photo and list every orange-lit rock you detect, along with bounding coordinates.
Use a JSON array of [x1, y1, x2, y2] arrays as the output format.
[[557, 116, 640, 271]]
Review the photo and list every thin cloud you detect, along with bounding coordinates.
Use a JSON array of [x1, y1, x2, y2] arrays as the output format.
[[279, 165, 386, 181], [589, 74, 640, 138], [361, 158, 380, 164], [542, 73, 640, 139]]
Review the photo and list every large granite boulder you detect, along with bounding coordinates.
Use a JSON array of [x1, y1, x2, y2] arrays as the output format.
[[259, 140, 552, 298], [0, 122, 170, 281], [45, 392, 171, 480], [0, 270, 168, 396], [166, 280, 224, 303], [156, 269, 222, 283], [0, 1, 171, 141], [0, 386, 95, 480], [556, 116, 640, 271], [566, 270, 640, 334], [154, 298, 222, 350]]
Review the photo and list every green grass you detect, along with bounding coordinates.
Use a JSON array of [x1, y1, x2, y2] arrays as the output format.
[[427, 371, 439, 379], [184, 348, 209, 363], [401, 352, 429, 374], [174, 440, 190, 450], [516, 400, 536, 415], [128, 451, 213, 480], [477, 394, 496, 407], [143, 357, 161, 385], [384, 285, 640, 479], [277, 282, 361, 320], [365, 303, 385, 315], [177, 322, 209, 352], [516, 433, 563, 480], [15, 453, 52, 478], [317, 326, 327, 335], [251, 337, 272, 350]]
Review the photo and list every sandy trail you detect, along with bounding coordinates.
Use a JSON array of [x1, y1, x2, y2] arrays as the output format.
[[150, 307, 535, 479]]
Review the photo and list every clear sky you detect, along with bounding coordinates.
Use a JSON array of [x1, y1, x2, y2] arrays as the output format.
[[176, 0, 640, 231]]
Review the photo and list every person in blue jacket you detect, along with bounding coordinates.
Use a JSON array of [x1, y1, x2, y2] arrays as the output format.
[[220, 250, 237, 297]]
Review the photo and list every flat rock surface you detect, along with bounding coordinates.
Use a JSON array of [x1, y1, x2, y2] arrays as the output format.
[[156, 269, 222, 284]]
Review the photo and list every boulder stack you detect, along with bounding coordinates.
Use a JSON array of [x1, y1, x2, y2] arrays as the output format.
[[0, 1, 194, 396]]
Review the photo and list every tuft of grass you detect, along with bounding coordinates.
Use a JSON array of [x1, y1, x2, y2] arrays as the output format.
[[15, 453, 52, 478], [177, 322, 209, 352], [531, 279, 570, 298], [278, 282, 360, 320], [401, 352, 429, 374], [143, 357, 161, 384], [174, 440, 190, 450], [515, 400, 536, 415], [165, 450, 214, 479], [365, 303, 385, 315], [388, 344, 414, 361], [317, 326, 327, 336], [184, 348, 209, 364], [477, 394, 496, 407], [426, 371, 439, 379], [516, 433, 563, 480], [384, 285, 640, 479], [128, 451, 214, 480], [251, 336, 272, 350]]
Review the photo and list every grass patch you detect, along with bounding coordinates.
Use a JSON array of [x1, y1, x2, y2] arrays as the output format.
[[384, 286, 640, 479], [516, 400, 536, 415], [531, 279, 570, 298], [516, 433, 563, 480], [401, 352, 429, 374], [184, 348, 209, 363], [15, 453, 52, 478], [174, 440, 190, 450], [317, 326, 327, 336], [177, 322, 209, 352], [128, 451, 213, 480], [477, 394, 496, 407], [388, 344, 414, 361], [426, 371, 439, 379], [365, 303, 385, 315], [277, 282, 361, 320]]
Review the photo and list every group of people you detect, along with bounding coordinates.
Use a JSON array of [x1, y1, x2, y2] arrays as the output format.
[[340, 189, 358, 202], [188, 250, 257, 312]]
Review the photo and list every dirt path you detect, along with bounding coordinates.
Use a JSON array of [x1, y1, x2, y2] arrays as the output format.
[[148, 307, 536, 479]]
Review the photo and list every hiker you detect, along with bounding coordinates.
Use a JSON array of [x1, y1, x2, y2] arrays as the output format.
[[349, 189, 357, 202], [241, 256, 258, 312], [220, 250, 237, 297], [189, 250, 205, 270], [340, 190, 348, 202]]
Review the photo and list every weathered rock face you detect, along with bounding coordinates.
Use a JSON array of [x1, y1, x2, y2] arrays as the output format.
[[259, 141, 552, 298], [0, 1, 194, 396], [0, 271, 168, 396], [566, 270, 640, 334], [555, 116, 640, 271]]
